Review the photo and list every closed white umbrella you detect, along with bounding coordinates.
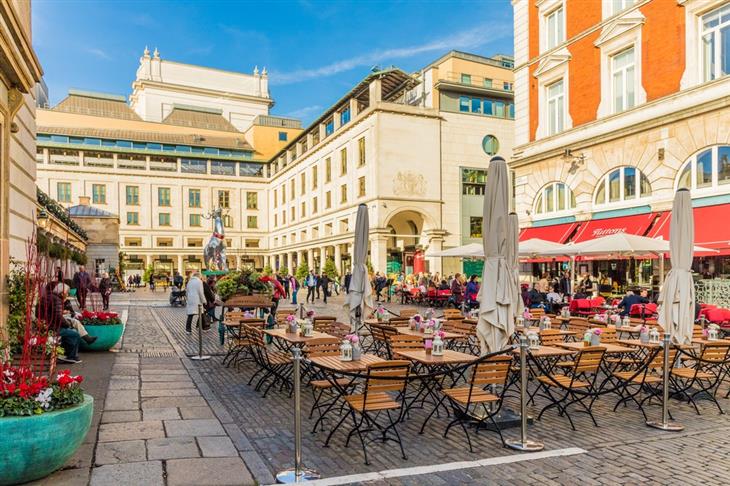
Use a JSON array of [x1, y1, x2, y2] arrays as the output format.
[[344, 204, 373, 332], [507, 213, 525, 319], [476, 156, 514, 355], [657, 189, 694, 345]]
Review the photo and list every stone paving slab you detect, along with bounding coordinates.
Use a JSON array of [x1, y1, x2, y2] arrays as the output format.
[[197, 436, 239, 457], [89, 461, 164, 486], [164, 418, 227, 437], [140, 387, 202, 397], [166, 457, 254, 486], [141, 395, 209, 408], [142, 406, 182, 420], [98, 420, 166, 442], [94, 439, 147, 465], [146, 436, 200, 460]]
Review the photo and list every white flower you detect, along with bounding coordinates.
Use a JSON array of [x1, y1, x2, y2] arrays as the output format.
[[28, 337, 38, 346], [35, 387, 53, 409]]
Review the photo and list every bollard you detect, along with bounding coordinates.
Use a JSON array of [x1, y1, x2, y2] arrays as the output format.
[[276, 348, 320, 483], [190, 304, 211, 361], [506, 335, 544, 451], [646, 334, 683, 431]]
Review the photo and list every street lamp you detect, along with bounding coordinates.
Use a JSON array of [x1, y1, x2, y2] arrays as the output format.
[[37, 209, 49, 230]]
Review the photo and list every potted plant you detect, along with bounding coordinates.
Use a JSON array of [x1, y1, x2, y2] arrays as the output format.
[[79, 310, 125, 351]]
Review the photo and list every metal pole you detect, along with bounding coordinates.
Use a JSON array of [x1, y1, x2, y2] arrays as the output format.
[[190, 304, 211, 361], [506, 335, 544, 451], [299, 302, 304, 319], [276, 348, 320, 483], [646, 334, 683, 431]]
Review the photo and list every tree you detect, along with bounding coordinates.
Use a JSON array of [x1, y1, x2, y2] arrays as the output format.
[[295, 261, 309, 281], [142, 264, 154, 282], [262, 264, 274, 276], [322, 257, 339, 280]]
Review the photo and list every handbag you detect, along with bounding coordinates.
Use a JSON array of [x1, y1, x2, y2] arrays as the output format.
[[201, 311, 212, 330]]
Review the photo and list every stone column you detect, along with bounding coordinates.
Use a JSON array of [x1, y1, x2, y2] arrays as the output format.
[[370, 236, 387, 274], [334, 244, 342, 277], [296, 250, 303, 270], [320, 246, 327, 271], [288, 252, 295, 274], [426, 236, 444, 275], [307, 248, 314, 270], [176, 255, 183, 275]]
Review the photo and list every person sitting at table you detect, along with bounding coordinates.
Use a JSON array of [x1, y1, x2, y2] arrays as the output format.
[[545, 285, 562, 313], [438, 279, 449, 291], [617, 289, 648, 317], [528, 283, 545, 309], [464, 275, 480, 310]]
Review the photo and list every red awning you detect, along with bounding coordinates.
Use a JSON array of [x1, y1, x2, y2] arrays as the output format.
[[519, 222, 579, 243], [647, 203, 730, 256], [571, 213, 659, 243]]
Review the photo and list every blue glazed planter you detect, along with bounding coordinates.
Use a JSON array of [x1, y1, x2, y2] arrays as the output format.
[[80, 323, 125, 351], [0, 394, 93, 485]]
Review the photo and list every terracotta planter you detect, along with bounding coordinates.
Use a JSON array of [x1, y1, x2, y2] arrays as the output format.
[[0, 395, 93, 485]]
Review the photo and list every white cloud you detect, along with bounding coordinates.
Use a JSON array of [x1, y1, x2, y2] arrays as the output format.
[[282, 105, 323, 119], [84, 47, 112, 60], [270, 23, 512, 86]]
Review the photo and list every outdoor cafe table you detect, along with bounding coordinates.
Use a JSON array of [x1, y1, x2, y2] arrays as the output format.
[[308, 354, 385, 445], [394, 327, 463, 341], [394, 349, 478, 433], [511, 345, 575, 404], [514, 327, 576, 339], [556, 341, 635, 355], [264, 328, 335, 352]]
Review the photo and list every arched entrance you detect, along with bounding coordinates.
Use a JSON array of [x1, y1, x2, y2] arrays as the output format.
[[384, 210, 427, 275]]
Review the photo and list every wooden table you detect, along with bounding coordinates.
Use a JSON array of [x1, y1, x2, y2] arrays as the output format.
[[557, 341, 635, 355], [264, 328, 335, 350], [394, 349, 476, 365], [692, 338, 730, 346], [515, 327, 575, 338], [395, 327, 462, 340], [512, 345, 574, 358], [309, 353, 384, 372]]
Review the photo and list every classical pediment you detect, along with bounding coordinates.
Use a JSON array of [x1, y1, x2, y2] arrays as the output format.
[[533, 47, 572, 78], [594, 11, 646, 47]]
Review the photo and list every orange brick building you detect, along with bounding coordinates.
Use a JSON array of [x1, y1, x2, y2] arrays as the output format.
[[511, 0, 730, 286]]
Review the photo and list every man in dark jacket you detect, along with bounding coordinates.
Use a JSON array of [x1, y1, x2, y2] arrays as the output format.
[[618, 289, 648, 317], [73, 265, 92, 309], [37, 283, 83, 363], [344, 272, 352, 294], [320, 274, 330, 304]]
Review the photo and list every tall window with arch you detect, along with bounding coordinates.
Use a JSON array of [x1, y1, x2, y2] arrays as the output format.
[[677, 145, 730, 191], [534, 182, 576, 215], [594, 166, 651, 206]]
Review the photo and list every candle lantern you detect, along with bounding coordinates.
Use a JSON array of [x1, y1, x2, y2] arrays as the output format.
[[340, 339, 353, 361], [432, 335, 444, 356], [649, 327, 661, 344], [527, 330, 540, 350], [708, 324, 720, 341]]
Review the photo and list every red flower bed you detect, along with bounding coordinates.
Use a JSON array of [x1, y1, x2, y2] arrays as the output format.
[[80, 310, 121, 326], [1, 364, 84, 416]]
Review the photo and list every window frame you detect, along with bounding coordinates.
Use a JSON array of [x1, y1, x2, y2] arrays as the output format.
[[91, 183, 106, 205], [158, 187, 171, 207], [701, 3, 730, 82], [610, 46, 636, 113], [594, 166, 652, 208], [675, 145, 730, 193], [126, 211, 139, 226], [126, 185, 139, 206], [158, 212, 171, 227], [533, 181, 576, 218], [57, 182, 71, 203], [545, 5, 566, 51], [546, 78, 566, 136]]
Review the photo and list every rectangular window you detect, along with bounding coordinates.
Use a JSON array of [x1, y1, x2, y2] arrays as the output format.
[[189, 214, 201, 227], [246, 192, 258, 210], [326, 191, 332, 209], [459, 96, 470, 112], [610, 0, 635, 16], [462, 168, 487, 196], [358, 137, 366, 166], [719, 146, 730, 184], [312, 165, 318, 189], [460, 73, 472, 84], [126, 212, 139, 225], [697, 149, 713, 188], [282, 185, 286, 204], [159, 213, 171, 226], [222, 215, 232, 228], [484, 78, 493, 88], [358, 176, 366, 197], [340, 148, 347, 175], [181, 158, 207, 174], [158, 187, 171, 207], [495, 101, 505, 118], [92, 184, 106, 204], [247, 215, 258, 229], [469, 217, 483, 239], [611, 47, 635, 113], [545, 6, 565, 50], [57, 182, 71, 203], [340, 184, 347, 204], [278, 131, 288, 141], [126, 186, 139, 205], [624, 166, 637, 199], [210, 160, 236, 175], [301, 202, 306, 217], [290, 180, 295, 198], [273, 189, 278, 208], [300, 173, 306, 195], [325, 157, 332, 182], [483, 99, 493, 116], [471, 98, 482, 113], [546, 79, 565, 136], [274, 213, 277, 226], [340, 107, 351, 125], [312, 196, 318, 213], [188, 189, 201, 208], [218, 190, 230, 209], [701, 4, 730, 82], [325, 119, 334, 136], [609, 170, 621, 202]]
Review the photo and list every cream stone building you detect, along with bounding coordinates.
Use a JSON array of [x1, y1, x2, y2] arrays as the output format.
[[35, 50, 514, 279], [511, 0, 730, 287], [0, 0, 43, 343]]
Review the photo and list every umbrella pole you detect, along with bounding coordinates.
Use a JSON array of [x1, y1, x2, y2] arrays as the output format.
[[570, 257, 576, 296], [506, 335, 544, 451], [646, 334, 683, 431]]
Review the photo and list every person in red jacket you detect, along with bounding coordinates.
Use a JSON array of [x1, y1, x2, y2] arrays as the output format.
[[259, 275, 286, 314]]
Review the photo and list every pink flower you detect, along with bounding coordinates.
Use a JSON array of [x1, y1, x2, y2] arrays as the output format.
[[286, 315, 295, 322], [593, 328, 603, 335], [424, 339, 433, 349], [345, 334, 359, 344], [413, 315, 421, 323], [436, 330, 445, 338]]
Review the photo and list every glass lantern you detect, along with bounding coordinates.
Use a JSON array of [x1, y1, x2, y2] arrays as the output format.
[[432, 335, 444, 356], [340, 340, 353, 361], [527, 330, 540, 350], [649, 327, 661, 344], [708, 324, 720, 341]]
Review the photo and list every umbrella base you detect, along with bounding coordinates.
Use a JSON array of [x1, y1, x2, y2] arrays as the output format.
[[505, 439, 544, 452], [476, 408, 525, 431], [275, 467, 321, 483], [646, 420, 684, 432]]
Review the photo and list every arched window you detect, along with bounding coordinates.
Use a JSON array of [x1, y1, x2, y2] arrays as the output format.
[[534, 182, 576, 215], [594, 166, 651, 206], [676, 145, 730, 192]]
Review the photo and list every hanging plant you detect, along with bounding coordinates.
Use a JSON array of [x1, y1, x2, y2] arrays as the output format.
[[48, 242, 63, 260], [36, 233, 49, 255]]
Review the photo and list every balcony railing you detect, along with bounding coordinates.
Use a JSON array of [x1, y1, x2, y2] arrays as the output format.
[[442, 72, 513, 92], [84, 156, 114, 168], [49, 153, 79, 165]]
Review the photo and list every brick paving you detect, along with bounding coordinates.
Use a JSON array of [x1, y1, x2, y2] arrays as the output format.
[[154, 295, 730, 485]]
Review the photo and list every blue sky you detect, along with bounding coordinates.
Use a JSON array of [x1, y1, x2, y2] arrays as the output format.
[[32, 0, 513, 125]]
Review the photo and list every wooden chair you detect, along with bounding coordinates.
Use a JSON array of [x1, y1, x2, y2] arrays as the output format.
[[539, 329, 565, 346], [304, 338, 354, 432], [313, 316, 338, 328], [275, 308, 297, 326], [611, 346, 677, 420], [537, 346, 607, 430], [441, 356, 512, 451], [387, 317, 410, 327], [670, 343, 729, 415], [388, 334, 425, 356], [568, 317, 591, 335], [340, 361, 411, 465], [243, 325, 292, 397], [399, 308, 419, 318], [442, 308, 464, 320], [369, 323, 399, 358]]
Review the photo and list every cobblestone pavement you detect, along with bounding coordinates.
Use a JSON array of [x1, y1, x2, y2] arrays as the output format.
[[154, 297, 730, 485]]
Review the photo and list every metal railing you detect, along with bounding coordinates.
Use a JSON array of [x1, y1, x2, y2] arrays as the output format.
[[442, 71, 513, 92]]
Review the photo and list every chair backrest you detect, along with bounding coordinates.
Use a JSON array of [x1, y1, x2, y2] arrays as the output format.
[[388, 334, 424, 353], [313, 316, 337, 326], [471, 355, 512, 387], [400, 308, 418, 318], [452, 320, 476, 336], [243, 324, 266, 348], [241, 318, 266, 328], [700, 343, 730, 363], [443, 309, 463, 320], [573, 347, 606, 374], [531, 308, 545, 318], [304, 337, 341, 357], [539, 329, 564, 346], [317, 321, 350, 339], [600, 327, 617, 343], [365, 360, 411, 394], [692, 325, 704, 339], [276, 308, 297, 325], [387, 317, 410, 327], [224, 311, 245, 324], [647, 346, 677, 370], [568, 317, 590, 334]]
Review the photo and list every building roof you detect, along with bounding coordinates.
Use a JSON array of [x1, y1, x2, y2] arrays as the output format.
[[68, 204, 117, 218], [422, 50, 515, 71], [53, 90, 143, 121], [37, 125, 254, 151], [162, 105, 239, 132]]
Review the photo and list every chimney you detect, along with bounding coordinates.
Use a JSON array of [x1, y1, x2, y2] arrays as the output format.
[[79, 196, 90, 206]]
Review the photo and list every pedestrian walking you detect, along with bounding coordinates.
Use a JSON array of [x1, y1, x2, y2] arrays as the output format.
[[72, 265, 92, 309], [320, 273, 330, 304], [290, 275, 298, 304], [305, 270, 316, 303], [99, 272, 112, 310], [344, 271, 352, 294], [185, 272, 205, 334]]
